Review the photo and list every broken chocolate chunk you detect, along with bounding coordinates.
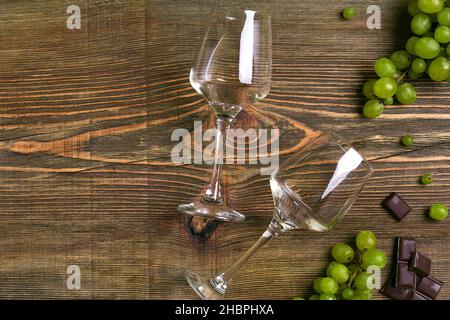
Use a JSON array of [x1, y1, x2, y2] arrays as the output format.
[[382, 284, 412, 300], [410, 252, 431, 277], [396, 261, 416, 289], [408, 290, 432, 300], [397, 237, 416, 262], [416, 276, 443, 300]]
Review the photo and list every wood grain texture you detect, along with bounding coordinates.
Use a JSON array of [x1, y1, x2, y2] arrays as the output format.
[[0, 0, 449, 299]]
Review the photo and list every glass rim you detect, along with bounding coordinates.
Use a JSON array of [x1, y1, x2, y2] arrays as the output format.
[[272, 130, 374, 180], [309, 130, 374, 176], [209, 8, 272, 20]]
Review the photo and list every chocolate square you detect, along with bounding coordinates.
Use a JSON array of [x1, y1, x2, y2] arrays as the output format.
[[397, 237, 416, 262], [382, 271, 412, 300], [408, 290, 431, 300], [396, 261, 416, 289], [382, 285, 412, 300], [382, 193, 412, 221], [410, 252, 431, 277], [416, 276, 443, 300]]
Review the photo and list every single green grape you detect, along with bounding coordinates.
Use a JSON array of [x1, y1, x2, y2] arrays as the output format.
[[354, 289, 373, 300], [319, 293, 336, 300], [428, 57, 450, 81], [396, 83, 417, 104], [343, 7, 356, 20], [406, 36, 420, 55], [390, 50, 412, 70], [435, 25, 450, 43], [327, 263, 349, 284], [383, 97, 394, 105], [319, 277, 339, 294], [313, 277, 324, 294], [421, 174, 433, 185], [409, 0, 425, 16], [411, 58, 427, 73], [415, 37, 441, 59], [342, 287, 355, 300], [429, 203, 449, 221], [401, 134, 414, 146], [308, 294, 320, 300], [373, 78, 398, 98], [363, 99, 385, 118], [418, 0, 444, 14], [410, 13, 432, 35], [375, 58, 397, 77], [361, 248, 387, 269], [362, 79, 377, 99], [331, 243, 355, 263], [326, 261, 338, 273], [354, 272, 375, 290], [356, 230, 377, 251], [438, 7, 450, 26]]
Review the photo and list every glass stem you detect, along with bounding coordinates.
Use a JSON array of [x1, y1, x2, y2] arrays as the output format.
[[203, 115, 233, 203], [209, 217, 284, 295]]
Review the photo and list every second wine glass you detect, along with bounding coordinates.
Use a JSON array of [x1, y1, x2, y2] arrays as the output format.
[[184, 131, 374, 299], [177, 9, 272, 222]]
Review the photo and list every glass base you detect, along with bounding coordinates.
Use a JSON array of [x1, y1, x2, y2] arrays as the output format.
[[177, 200, 246, 222], [184, 270, 225, 300]]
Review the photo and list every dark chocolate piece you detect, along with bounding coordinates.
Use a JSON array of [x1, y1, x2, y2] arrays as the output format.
[[396, 261, 416, 289], [382, 285, 412, 300], [380, 238, 417, 300], [382, 193, 412, 221], [416, 276, 443, 300], [408, 290, 432, 300], [410, 252, 431, 277], [384, 236, 442, 300], [397, 237, 416, 262]]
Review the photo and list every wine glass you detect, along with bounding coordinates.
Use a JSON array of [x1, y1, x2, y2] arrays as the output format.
[[177, 9, 272, 223], [184, 131, 374, 299]]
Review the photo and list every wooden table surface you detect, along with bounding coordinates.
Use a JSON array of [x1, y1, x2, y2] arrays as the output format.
[[0, 0, 449, 299]]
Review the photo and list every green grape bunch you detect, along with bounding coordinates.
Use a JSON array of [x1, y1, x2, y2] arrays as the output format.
[[362, 0, 450, 119], [291, 231, 388, 300]]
